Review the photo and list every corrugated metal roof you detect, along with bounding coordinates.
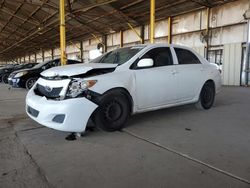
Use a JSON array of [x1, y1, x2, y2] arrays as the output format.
[[0, 0, 236, 61]]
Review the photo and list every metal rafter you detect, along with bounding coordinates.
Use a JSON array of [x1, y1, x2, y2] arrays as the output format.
[[3, 0, 51, 44], [0, 3, 24, 34]]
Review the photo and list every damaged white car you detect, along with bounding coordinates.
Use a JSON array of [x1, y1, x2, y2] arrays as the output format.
[[26, 44, 221, 133]]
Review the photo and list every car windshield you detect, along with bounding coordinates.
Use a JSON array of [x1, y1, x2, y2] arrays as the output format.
[[15, 64, 25, 69], [89, 46, 145, 65]]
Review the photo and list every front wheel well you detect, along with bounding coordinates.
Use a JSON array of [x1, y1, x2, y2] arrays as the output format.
[[204, 79, 215, 91], [99, 87, 134, 114]]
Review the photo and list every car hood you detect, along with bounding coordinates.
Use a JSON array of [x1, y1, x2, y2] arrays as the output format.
[[11, 68, 31, 75], [41, 63, 118, 77]]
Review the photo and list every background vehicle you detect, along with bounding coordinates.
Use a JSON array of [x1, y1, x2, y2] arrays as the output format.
[[9, 59, 82, 89], [0, 64, 36, 83], [26, 44, 221, 134]]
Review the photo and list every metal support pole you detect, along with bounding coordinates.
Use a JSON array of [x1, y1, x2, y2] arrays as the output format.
[[34, 53, 37, 62], [242, 20, 250, 86], [168, 17, 172, 44], [141, 25, 145, 44], [80, 41, 83, 62], [150, 0, 155, 44], [102, 35, 107, 53], [42, 50, 45, 62], [60, 0, 67, 65], [120, 30, 123, 48], [205, 8, 210, 60], [51, 49, 54, 60]]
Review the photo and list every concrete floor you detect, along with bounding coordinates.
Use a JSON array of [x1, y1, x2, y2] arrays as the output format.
[[0, 84, 250, 188]]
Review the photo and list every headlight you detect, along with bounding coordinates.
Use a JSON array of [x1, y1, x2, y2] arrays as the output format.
[[14, 71, 28, 78], [66, 79, 97, 98]]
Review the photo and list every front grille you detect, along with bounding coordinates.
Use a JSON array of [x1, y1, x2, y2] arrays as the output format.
[[27, 106, 39, 117], [35, 84, 63, 99]]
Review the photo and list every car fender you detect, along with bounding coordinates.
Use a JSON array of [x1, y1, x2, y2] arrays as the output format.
[[88, 70, 137, 113]]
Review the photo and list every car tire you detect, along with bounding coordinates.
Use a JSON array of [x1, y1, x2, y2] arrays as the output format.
[[2, 74, 9, 84], [196, 81, 215, 110], [93, 91, 130, 132], [25, 77, 37, 90]]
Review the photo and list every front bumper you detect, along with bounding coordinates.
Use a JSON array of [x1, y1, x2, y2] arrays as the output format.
[[8, 77, 23, 87], [26, 89, 98, 133]]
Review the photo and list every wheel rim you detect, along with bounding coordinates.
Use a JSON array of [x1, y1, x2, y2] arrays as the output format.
[[202, 85, 214, 107], [104, 100, 123, 122], [27, 79, 36, 89], [3, 76, 8, 83]]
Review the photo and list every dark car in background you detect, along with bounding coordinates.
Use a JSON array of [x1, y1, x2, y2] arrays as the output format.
[[8, 58, 82, 89], [0, 63, 37, 83]]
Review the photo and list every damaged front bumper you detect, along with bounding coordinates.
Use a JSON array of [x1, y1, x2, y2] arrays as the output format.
[[26, 88, 98, 133]]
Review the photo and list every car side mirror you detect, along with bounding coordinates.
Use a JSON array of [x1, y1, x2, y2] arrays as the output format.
[[137, 58, 154, 68], [42, 66, 46, 70]]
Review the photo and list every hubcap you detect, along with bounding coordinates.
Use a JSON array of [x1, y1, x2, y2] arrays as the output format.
[[104, 101, 122, 121], [202, 86, 213, 105], [28, 79, 36, 89]]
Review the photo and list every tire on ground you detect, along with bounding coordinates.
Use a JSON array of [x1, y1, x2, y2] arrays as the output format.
[[2, 74, 9, 84], [93, 90, 130, 132], [196, 81, 215, 110], [25, 77, 38, 90]]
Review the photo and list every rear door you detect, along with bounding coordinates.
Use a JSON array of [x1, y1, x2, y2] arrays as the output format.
[[134, 47, 178, 110], [174, 48, 204, 101]]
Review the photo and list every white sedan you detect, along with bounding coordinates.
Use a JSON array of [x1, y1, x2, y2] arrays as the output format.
[[26, 44, 221, 133]]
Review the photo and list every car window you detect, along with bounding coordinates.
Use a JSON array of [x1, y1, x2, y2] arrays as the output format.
[[100, 51, 117, 64], [175, 48, 201, 65], [67, 60, 81, 64], [141, 47, 173, 67]]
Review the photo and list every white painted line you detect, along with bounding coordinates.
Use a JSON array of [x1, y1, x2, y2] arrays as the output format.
[[123, 129, 250, 185]]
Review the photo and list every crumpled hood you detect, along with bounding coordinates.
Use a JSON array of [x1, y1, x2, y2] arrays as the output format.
[[41, 63, 117, 77]]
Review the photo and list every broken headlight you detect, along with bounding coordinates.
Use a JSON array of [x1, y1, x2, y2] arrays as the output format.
[[66, 79, 97, 98]]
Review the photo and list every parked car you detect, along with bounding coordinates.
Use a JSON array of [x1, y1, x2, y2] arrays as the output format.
[[26, 44, 222, 134], [0, 65, 16, 82], [8, 59, 82, 89], [0, 63, 34, 83]]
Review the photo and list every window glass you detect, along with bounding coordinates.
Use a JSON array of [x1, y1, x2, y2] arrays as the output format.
[[100, 51, 117, 64], [175, 48, 201, 65], [141, 47, 173, 67], [89, 46, 145, 65], [67, 60, 81, 64], [208, 49, 223, 66]]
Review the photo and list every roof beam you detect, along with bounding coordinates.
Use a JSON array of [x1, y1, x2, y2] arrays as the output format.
[[0, 3, 24, 34], [3, 0, 50, 47], [0, 6, 40, 26], [190, 0, 212, 8]]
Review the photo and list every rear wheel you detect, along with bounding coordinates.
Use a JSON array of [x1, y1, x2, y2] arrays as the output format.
[[93, 91, 130, 132], [2, 74, 9, 84], [196, 81, 215, 110], [25, 77, 37, 89]]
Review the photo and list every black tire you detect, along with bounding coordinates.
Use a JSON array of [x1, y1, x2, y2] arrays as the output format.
[[25, 77, 37, 90], [2, 74, 9, 84], [93, 91, 130, 132], [196, 81, 215, 110]]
